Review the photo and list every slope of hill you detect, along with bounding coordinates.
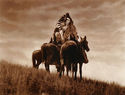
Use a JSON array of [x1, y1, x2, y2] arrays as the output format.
[[0, 60, 125, 95]]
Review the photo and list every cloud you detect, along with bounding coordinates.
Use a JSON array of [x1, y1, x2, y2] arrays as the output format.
[[118, 27, 125, 32], [1, 0, 124, 33]]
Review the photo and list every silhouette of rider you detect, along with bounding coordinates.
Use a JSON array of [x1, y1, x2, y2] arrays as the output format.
[[51, 13, 78, 45]]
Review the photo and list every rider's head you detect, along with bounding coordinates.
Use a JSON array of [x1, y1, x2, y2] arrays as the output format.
[[58, 14, 67, 23], [65, 13, 73, 24], [66, 18, 70, 26]]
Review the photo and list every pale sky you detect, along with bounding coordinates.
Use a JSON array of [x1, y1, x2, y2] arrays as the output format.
[[0, 0, 125, 86]]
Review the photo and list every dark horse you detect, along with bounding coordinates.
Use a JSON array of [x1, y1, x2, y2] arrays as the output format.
[[59, 36, 90, 80], [32, 43, 61, 72], [41, 43, 61, 72], [32, 49, 43, 69]]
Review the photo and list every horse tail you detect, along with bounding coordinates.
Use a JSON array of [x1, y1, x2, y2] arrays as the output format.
[[32, 53, 36, 68], [41, 43, 47, 61]]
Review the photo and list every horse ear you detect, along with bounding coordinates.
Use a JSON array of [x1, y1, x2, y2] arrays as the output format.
[[84, 36, 86, 40], [49, 37, 53, 43]]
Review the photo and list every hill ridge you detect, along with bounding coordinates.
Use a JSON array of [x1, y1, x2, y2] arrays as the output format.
[[0, 60, 125, 95]]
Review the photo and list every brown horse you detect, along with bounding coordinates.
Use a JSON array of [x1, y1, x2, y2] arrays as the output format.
[[41, 43, 61, 72], [32, 43, 61, 72], [32, 49, 43, 69], [77, 36, 89, 80], [59, 36, 90, 80]]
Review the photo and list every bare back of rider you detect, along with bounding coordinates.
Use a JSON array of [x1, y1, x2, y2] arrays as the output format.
[[64, 13, 79, 42]]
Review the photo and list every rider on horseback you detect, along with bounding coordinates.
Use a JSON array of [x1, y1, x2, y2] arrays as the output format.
[[51, 13, 79, 46]]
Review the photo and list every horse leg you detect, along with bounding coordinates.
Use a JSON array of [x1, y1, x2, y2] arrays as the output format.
[[59, 59, 64, 78], [56, 64, 61, 73], [32, 57, 37, 68], [71, 64, 74, 78], [79, 63, 83, 80], [45, 61, 50, 72], [59, 64, 65, 78], [56, 58, 61, 73], [74, 63, 77, 80], [62, 66, 65, 75], [64, 59, 70, 77], [36, 60, 41, 69], [34, 60, 39, 69], [66, 65, 69, 76]]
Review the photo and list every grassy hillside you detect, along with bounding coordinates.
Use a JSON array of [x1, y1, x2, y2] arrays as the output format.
[[0, 61, 125, 95]]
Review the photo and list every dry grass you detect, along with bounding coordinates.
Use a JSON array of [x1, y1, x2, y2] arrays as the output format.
[[0, 60, 125, 95]]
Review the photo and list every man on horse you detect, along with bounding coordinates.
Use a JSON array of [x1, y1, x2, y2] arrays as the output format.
[[51, 13, 89, 64], [51, 13, 79, 46]]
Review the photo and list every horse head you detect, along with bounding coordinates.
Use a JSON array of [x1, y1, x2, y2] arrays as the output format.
[[80, 36, 90, 52]]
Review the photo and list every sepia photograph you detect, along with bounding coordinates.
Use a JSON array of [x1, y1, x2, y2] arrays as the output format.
[[0, 0, 125, 95]]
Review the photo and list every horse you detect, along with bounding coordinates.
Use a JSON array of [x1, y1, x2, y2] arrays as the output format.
[[32, 43, 61, 72], [59, 36, 90, 80], [41, 43, 61, 72], [32, 49, 43, 69], [77, 36, 89, 80]]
